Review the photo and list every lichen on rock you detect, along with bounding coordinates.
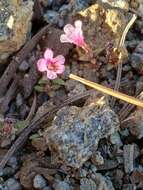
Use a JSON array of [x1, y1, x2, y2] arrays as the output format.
[[44, 95, 120, 168], [0, 0, 33, 63]]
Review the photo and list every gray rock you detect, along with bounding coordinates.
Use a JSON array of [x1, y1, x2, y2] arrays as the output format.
[[131, 53, 143, 71], [1, 167, 15, 177], [45, 96, 119, 168], [79, 169, 88, 178], [4, 178, 21, 190], [90, 164, 97, 174], [42, 186, 52, 190], [65, 80, 86, 97], [33, 175, 47, 189], [73, 0, 92, 11], [16, 94, 24, 108], [59, 4, 72, 14], [19, 61, 30, 72], [44, 10, 59, 24], [7, 157, 18, 169], [80, 178, 96, 190], [53, 180, 71, 190]]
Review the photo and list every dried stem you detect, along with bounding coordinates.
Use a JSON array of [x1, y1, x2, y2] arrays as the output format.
[[111, 14, 137, 106]]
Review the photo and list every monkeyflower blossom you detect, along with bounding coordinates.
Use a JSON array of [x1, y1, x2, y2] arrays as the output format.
[[60, 20, 89, 52], [37, 48, 65, 80]]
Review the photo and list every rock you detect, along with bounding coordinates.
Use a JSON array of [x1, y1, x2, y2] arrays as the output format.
[[0, 0, 33, 63], [91, 151, 104, 166], [32, 137, 48, 152], [123, 109, 143, 139], [138, 3, 143, 17], [16, 93, 24, 108], [110, 131, 123, 147], [43, 187, 52, 190], [7, 156, 18, 169], [53, 180, 71, 190], [72, 0, 92, 11], [33, 174, 47, 189], [130, 41, 143, 73], [19, 60, 30, 72], [4, 178, 21, 190], [79, 169, 88, 178], [44, 95, 119, 168], [91, 173, 115, 190], [19, 104, 29, 119], [44, 10, 59, 24], [67, 82, 86, 97], [80, 178, 97, 190], [0, 167, 15, 177], [123, 144, 134, 174], [99, 0, 129, 10], [131, 53, 143, 73], [73, 3, 129, 61], [130, 0, 143, 17]]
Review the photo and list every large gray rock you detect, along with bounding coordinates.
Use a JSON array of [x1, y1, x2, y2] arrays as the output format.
[[45, 95, 119, 168]]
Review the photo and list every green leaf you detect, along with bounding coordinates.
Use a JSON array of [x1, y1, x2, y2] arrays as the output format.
[[14, 120, 29, 130], [34, 85, 45, 92], [29, 133, 40, 140], [38, 79, 47, 85], [52, 84, 61, 90], [52, 78, 65, 86]]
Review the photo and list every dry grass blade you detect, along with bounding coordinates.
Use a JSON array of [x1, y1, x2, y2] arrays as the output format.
[[69, 74, 143, 108]]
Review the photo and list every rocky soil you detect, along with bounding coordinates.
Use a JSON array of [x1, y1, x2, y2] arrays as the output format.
[[0, 0, 143, 190]]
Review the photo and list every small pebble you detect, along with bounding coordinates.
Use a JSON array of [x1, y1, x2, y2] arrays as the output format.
[[42, 186, 52, 190], [4, 178, 21, 190], [7, 156, 18, 169], [19, 104, 29, 119], [33, 175, 47, 189], [19, 60, 30, 72], [16, 94, 24, 108], [2, 167, 15, 177], [79, 169, 87, 178], [53, 180, 71, 190], [44, 10, 59, 24]]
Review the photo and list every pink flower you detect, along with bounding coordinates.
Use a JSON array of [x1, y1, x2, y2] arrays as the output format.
[[37, 48, 65, 80], [60, 20, 89, 52]]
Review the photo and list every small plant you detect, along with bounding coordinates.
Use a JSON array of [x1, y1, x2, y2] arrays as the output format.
[[36, 20, 90, 80]]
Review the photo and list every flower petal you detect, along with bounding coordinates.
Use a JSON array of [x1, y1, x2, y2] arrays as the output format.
[[44, 48, 53, 60], [60, 34, 73, 43], [53, 55, 65, 65], [75, 20, 82, 30], [37, 58, 47, 72], [46, 70, 57, 80], [64, 24, 75, 34], [56, 64, 65, 74]]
